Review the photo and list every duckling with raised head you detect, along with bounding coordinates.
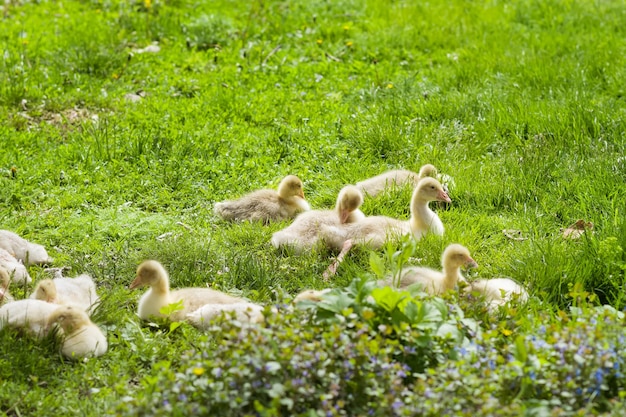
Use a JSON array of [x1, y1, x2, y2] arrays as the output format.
[[381, 244, 477, 295], [322, 177, 451, 252], [214, 175, 310, 223], [271, 185, 365, 253], [130, 260, 245, 322], [47, 304, 107, 359]]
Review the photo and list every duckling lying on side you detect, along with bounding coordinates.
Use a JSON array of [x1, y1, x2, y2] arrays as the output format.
[[187, 302, 265, 329], [271, 185, 365, 254], [293, 288, 331, 303], [0, 248, 31, 284], [30, 274, 100, 314], [465, 278, 529, 311], [0, 299, 59, 339], [47, 305, 107, 359], [381, 244, 477, 295], [0, 230, 53, 265], [130, 260, 246, 322], [214, 175, 310, 223]]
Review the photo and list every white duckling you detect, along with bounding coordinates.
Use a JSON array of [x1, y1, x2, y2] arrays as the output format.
[[382, 244, 477, 295], [271, 185, 365, 253], [130, 260, 246, 322], [0, 230, 53, 265], [293, 288, 331, 303], [214, 175, 310, 223], [0, 248, 31, 284], [465, 278, 529, 310], [187, 302, 265, 329], [0, 299, 59, 339], [322, 177, 451, 251], [47, 305, 107, 359], [356, 164, 452, 197], [30, 274, 100, 313], [0, 268, 14, 305]]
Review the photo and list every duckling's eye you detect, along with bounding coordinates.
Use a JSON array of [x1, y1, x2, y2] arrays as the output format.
[[430, 186, 435, 190]]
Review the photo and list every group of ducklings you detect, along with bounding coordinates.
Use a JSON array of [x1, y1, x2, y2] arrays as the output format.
[[0, 163, 528, 360]]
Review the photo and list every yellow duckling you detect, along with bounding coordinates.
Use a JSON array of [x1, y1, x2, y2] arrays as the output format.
[[271, 185, 365, 253], [130, 260, 245, 322], [214, 175, 310, 223], [47, 305, 107, 359]]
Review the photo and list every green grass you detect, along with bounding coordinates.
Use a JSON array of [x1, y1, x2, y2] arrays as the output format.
[[1, 0, 626, 414]]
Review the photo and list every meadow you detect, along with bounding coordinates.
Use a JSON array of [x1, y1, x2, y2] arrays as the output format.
[[1, 0, 626, 415]]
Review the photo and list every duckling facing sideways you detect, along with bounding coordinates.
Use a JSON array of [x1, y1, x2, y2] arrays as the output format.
[[0, 299, 59, 339], [130, 260, 246, 322], [271, 185, 365, 254], [356, 164, 451, 197], [465, 278, 528, 310], [214, 175, 310, 223], [0, 248, 31, 284], [30, 275, 100, 313], [0, 230, 53, 265], [187, 302, 265, 329], [47, 305, 107, 359], [322, 177, 451, 252], [381, 244, 477, 295], [0, 268, 13, 305]]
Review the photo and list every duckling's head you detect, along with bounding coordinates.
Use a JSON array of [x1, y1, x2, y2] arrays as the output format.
[[293, 288, 331, 303], [413, 177, 451, 203], [277, 175, 305, 199], [335, 185, 364, 223], [442, 244, 478, 271], [130, 260, 169, 290], [33, 279, 58, 303], [418, 164, 439, 179], [47, 304, 91, 334]]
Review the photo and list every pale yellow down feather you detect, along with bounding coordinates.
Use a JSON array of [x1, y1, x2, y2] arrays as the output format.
[[214, 175, 310, 223]]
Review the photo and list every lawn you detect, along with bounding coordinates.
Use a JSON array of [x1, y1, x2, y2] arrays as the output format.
[[1, 0, 626, 415]]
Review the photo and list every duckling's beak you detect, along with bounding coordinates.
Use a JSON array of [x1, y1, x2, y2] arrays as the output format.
[[438, 190, 451, 203], [129, 276, 142, 290], [465, 257, 478, 269], [298, 190, 305, 199], [339, 209, 350, 224]]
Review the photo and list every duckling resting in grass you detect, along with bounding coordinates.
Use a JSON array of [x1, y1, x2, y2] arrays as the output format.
[[213, 175, 310, 223], [0, 229, 53, 265], [270, 185, 365, 254], [130, 260, 246, 322], [47, 305, 107, 359], [0, 248, 31, 284], [0, 268, 13, 305], [30, 274, 100, 314], [381, 244, 477, 295], [464, 278, 529, 311], [321, 177, 451, 252], [293, 288, 332, 303], [187, 302, 265, 329], [0, 299, 59, 339], [356, 164, 453, 197]]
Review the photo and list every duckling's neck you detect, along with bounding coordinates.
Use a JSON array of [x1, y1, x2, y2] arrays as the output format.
[[151, 274, 170, 295], [410, 199, 437, 236], [441, 264, 463, 291]]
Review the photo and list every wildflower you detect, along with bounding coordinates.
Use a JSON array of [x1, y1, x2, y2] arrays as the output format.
[[386, 83, 394, 89], [317, 39, 323, 45], [343, 25, 350, 30], [346, 41, 353, 47], [144, 0, 152, 9]]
